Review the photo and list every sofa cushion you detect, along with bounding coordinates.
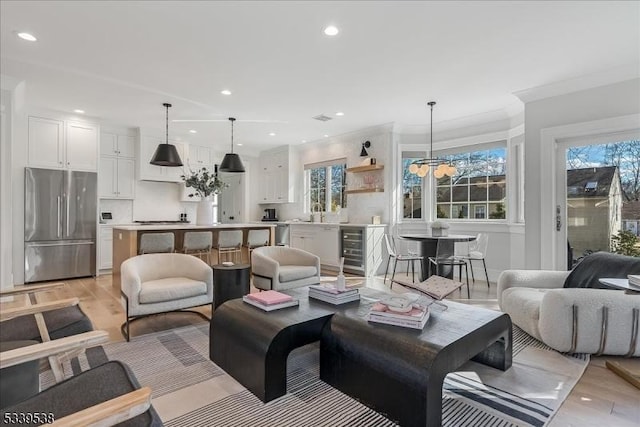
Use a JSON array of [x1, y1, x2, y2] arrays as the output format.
[[500, 287, 547, 341], [0, 305, 93, 343], [139, 277, 207, 304], [564, 252, 640, 289], [279, 265, 317, 283]]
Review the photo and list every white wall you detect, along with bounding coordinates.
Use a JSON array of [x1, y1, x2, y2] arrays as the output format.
[[253, 124, 394, 224], [522, 78, 640, 269]]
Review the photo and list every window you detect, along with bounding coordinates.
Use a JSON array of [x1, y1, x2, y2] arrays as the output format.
[[402, 153, 424, 219], [305, 159, 347, 212], [436, 147, 507, 220]]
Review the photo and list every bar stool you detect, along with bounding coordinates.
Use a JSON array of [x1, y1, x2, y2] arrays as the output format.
[[214, 230, 243, 264], [183, 231, 213, 264], [243, 229, 270, 263], [139, 232, 175, 254]]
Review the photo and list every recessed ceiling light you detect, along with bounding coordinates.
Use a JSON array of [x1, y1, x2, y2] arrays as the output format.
[[237, 143, 243, 146], [301, 140, 307, 143], [269, 132, 276, 136], [189, 129, 197, 134], [17, 32, 37, 42], [335, 112, 344, 116], [220, 90, 232, 95], [73, 109, 85, 114], [323, 26, 339, 36], [324, 135, 329, 138]]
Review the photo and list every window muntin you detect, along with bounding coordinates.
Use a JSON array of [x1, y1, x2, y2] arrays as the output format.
[[436, 147, 507, 220]]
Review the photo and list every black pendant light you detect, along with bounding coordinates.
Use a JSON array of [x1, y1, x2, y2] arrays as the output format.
[[150, 103, 183, 167], [219, 117, 245, 173]]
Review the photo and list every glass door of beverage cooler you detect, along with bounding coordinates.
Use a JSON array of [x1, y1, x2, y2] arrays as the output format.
[[341, 227, 364, 272]]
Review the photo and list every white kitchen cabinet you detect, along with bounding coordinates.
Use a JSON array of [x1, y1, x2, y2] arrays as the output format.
[[99, 157, 135, 199], [99, 226, 113, 270], [28, 117, 64, 168], [28, 116, 98, 171], [137, 135, 186, 182], [219, 172, 244, 223], [187, 145, 212, 169], [101, 132, 135, 158], [289, 224, 339, 267], [311, 225, 340, 267], [65, 121, 99, 171], [258, 146, 294, 203]]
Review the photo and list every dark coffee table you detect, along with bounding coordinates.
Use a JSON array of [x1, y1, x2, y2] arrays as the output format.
[[320, 300, 512, 427], [209, 288, 349, 402]]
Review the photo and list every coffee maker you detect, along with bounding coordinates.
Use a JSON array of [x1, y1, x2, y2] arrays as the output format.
[[262, 208, 278, 221]]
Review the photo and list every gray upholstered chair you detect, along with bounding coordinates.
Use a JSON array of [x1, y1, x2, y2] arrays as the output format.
[[251, 246, 320, 291], [497, 252, 640, 355], [139, 232, 175, 254], [183, 231, 213, 264], [214, 230, 243, 263], [120, 253, 213, 341]]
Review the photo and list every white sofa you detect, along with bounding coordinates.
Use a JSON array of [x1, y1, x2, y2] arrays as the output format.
[[498, 269, 639, 356], [120, 253, 213, 340], [251, 246, 320, 291]]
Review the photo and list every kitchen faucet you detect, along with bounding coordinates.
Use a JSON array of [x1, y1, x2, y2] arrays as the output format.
[[311, 202, 325, 222]]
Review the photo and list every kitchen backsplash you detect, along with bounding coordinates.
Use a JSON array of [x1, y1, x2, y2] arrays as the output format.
[[100, 182, 199, 224]]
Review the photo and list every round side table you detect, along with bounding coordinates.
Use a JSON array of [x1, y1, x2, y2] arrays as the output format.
[[212, 263, 251, 309]]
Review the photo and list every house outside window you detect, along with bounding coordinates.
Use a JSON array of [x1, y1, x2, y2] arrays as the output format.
[[305, 159, 347, 212], [436, 147, 507, 220]]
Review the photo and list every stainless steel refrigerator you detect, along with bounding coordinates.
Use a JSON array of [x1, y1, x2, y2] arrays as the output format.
[[24, 168, 97, 283]]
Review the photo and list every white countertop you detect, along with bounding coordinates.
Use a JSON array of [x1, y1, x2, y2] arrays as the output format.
[[113, 223, 276, 231], [267, 221, 386, 227]]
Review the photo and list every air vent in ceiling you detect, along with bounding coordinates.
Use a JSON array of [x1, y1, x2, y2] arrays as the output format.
[[312, 114, 332, 122]]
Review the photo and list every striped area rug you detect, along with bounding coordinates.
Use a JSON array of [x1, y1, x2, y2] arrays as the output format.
[[47, 323, 588, 427]]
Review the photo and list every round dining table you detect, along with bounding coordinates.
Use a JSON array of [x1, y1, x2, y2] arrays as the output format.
[[399, 233, 476, 281]]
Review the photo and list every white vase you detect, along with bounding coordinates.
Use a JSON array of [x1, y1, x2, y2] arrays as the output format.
[[196, 198, 214, 225]]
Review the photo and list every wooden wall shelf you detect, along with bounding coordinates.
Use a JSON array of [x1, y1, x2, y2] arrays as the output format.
[[346, 164, 384, 173], [345, 188, 384, 194]]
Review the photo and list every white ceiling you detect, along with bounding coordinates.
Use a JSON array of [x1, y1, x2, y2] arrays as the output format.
[[1, 1, 639, 154]]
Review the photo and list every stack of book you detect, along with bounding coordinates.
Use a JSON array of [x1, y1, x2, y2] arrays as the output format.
[[243, 290, 299, 311], [629, 275, 640, 289], [367, 300, 429, 330], [308, 283, 360, 305]]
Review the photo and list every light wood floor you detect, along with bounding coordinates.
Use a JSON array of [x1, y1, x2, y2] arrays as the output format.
[[6, 273, 639, 426]]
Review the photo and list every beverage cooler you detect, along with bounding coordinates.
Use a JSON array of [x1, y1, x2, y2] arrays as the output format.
[[340, 227, 364, 273]]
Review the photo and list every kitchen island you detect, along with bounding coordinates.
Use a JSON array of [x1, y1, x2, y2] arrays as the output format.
[[111, 223, 276, 290]]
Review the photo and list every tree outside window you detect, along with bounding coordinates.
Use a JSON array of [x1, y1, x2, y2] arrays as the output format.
[[307, 161, 347, 212]]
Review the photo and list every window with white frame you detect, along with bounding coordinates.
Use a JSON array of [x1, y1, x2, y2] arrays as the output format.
[[305, 159, 347, 212], [436, 147, 507, 220], [401, 152, 424, 219]]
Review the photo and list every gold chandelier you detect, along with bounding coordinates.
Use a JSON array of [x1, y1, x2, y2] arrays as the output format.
[[409, 101, 457, 178]]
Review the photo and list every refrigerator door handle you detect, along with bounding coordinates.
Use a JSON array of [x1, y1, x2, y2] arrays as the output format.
[[65, 195, 70, 237], [26, 241, 94, 247], [57, 196, 62, 237]]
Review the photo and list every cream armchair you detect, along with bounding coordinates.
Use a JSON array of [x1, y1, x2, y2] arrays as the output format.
[[120, 253, 213, 341], [498, 269, 639, 356], [252, 246, 321, 291]]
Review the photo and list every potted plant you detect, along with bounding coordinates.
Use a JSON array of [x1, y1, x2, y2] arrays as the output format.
[[181, 167, 229, 225], [430, 220, 450, 237]]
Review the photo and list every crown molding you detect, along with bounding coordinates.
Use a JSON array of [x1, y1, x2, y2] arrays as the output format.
[[514, 63, 639, 104]]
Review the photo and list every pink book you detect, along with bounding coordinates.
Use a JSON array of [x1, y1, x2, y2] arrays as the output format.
[[246, 290, 293, 305], [371, 302, 425, 318]]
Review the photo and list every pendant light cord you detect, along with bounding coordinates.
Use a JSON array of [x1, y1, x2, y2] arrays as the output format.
[[428, 101, 435, 158], [163, 102, 172, 145]]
